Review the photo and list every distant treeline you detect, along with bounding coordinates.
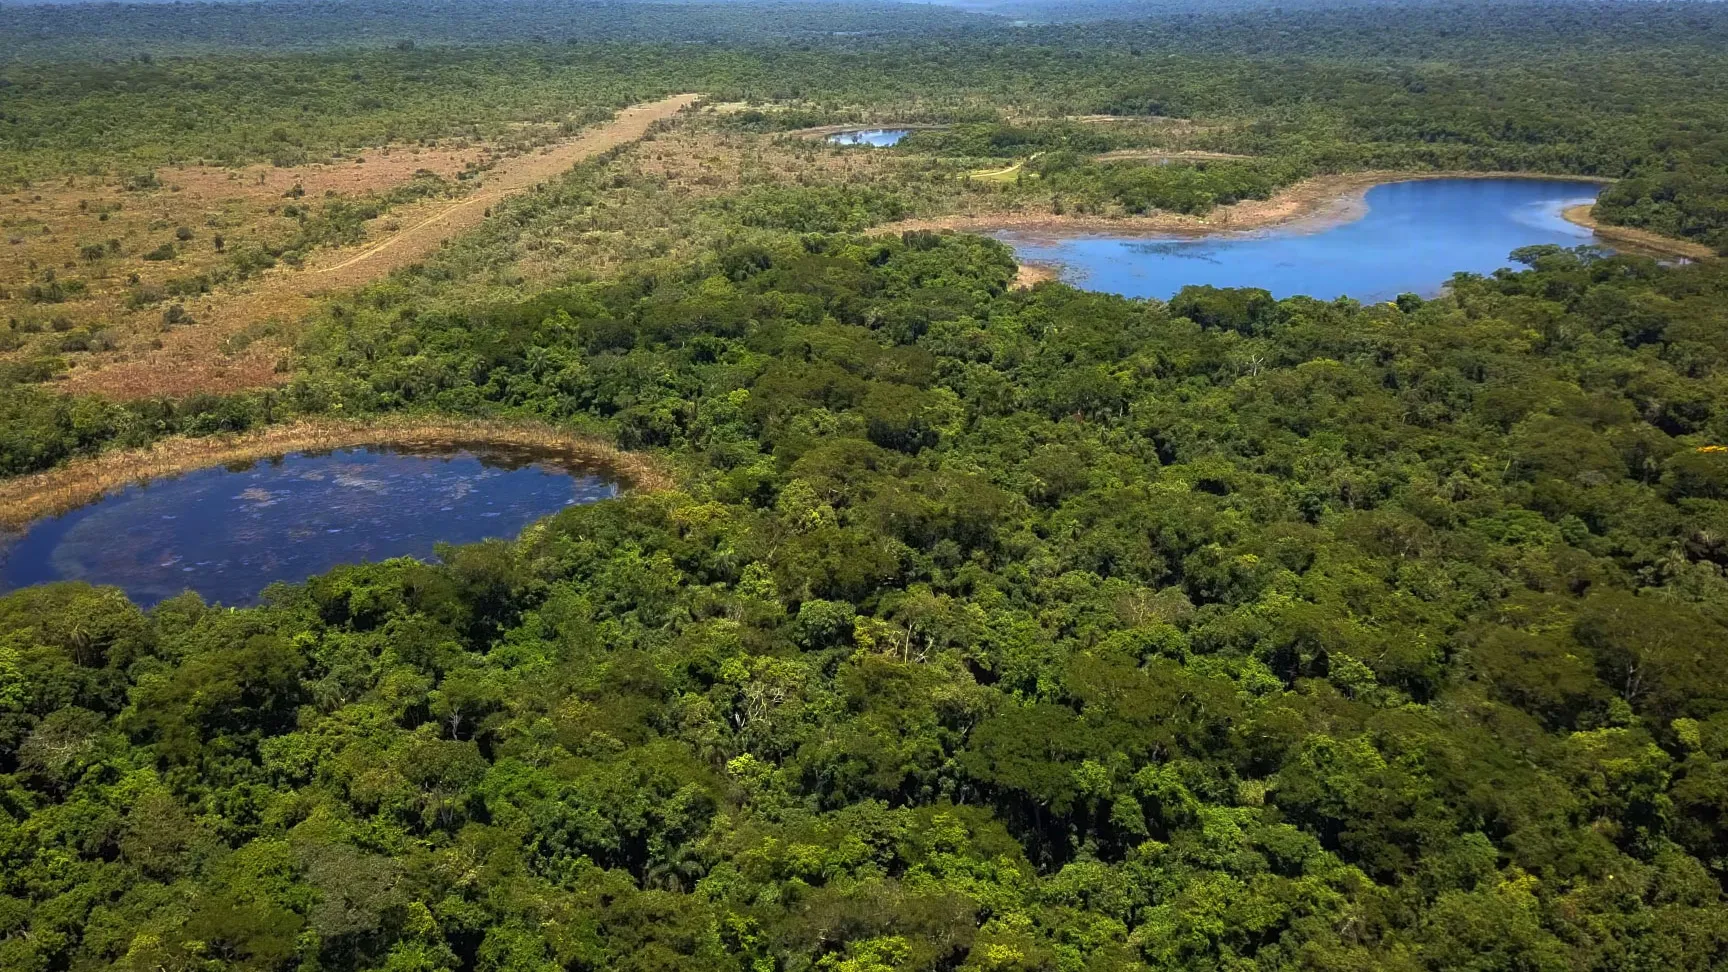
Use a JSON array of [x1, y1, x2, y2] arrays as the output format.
[[0, 0, 1002, 59], [7, 4, 1728, 247], [4, 0, 1727, 60]]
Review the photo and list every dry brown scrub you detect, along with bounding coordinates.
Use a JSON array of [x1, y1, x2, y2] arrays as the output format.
[[1, 144, 491, 383], [306, 95, 701, 282], [0, 417, 673, 530], [165, 144, 487, 204], [46, 94, 700, 401]]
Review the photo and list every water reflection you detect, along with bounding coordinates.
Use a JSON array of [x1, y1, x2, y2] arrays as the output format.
[[1000, 178, 1606, 302], [0, 446, 616, 606]]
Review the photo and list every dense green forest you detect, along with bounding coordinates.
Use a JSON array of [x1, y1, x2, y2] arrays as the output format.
[[4, 2, 1728, 969], [6, 230, 1728, 969]]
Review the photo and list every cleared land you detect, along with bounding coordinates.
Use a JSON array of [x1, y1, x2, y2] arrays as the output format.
[[2, 141, 490, 386], [5, 104, 1267, 401], [43, 94, 699, 400], [305, 95, 700, 284], [22, 106, 1713, 403]]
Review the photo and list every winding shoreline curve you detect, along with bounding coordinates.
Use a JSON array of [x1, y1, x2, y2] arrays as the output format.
[[882, 170, 1616, 241], [1558, 203, 1715, 260], [0, 418, 672, 530], [879, 170, 1713, 282]]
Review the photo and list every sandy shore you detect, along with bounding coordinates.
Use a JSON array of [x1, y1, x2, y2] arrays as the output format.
[[881, 170, 1618, 241], [1011, 263, 1059, 289], [0, 417, 671, 529], [1559, 204, 1715, 260]]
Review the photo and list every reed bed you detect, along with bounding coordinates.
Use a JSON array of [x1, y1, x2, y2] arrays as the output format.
[[0, 417, 673, 530]]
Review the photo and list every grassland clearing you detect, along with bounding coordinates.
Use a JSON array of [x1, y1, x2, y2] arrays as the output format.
[[34, 95, 698, 399]]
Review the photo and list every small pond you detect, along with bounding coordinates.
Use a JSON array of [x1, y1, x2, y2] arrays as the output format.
[[828, 129, 912, 147], [0, 446, 616, 607], [1000, 177, 1606, 302]]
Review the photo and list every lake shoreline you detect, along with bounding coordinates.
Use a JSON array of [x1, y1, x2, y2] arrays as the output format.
[[1558, 203, 1715, 259], [986, 175, 1643, 303], [0, 417, 671, 530], [882, 170, 1616, 242]]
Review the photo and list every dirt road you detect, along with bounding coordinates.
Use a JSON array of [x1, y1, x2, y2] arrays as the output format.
[[308, 95, 700, 284], [59, 94, 700, 400], [1093, 149, 1253, 162]]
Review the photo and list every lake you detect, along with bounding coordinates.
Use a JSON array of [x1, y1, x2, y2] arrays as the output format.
[[828, 129, 911, 147], [0, 446, 616, 607], [1000, 177, 1606, 302]]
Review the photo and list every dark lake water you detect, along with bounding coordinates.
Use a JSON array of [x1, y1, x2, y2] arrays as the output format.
[[1000, 178, 1605, 302], [828, 129, 911, 147], [0, 446, 616, 607]]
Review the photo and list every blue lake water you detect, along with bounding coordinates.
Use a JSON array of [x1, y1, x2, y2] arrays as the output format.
[[0, 446, 615, 607], [1000, 178, 1606, 302], [828, 129, 911, 147]]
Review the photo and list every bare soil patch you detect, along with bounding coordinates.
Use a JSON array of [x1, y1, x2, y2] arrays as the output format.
[[0, 146, 488, 358], [1012, 262, 1059, 289]]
